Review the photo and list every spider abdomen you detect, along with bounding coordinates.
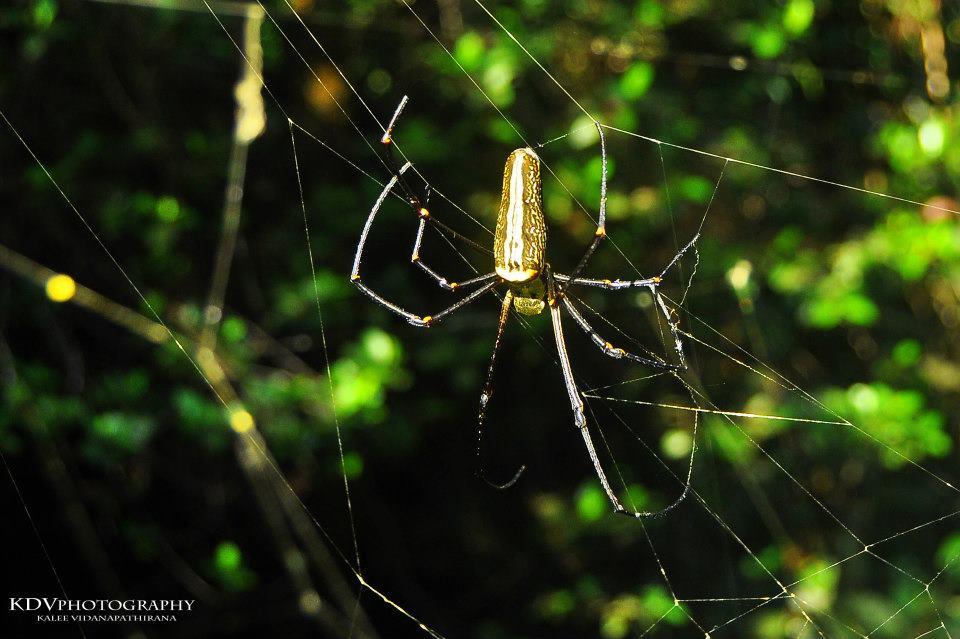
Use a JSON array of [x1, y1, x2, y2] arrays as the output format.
[[494, 148, 546, 284]]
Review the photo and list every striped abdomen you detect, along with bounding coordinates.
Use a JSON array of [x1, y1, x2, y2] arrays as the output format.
[[494, 148, 546, 284]]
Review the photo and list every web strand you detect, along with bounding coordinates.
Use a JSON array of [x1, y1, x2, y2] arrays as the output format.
[[225, 2, 960, 634], [0, 447, 86, 638], [289, 120, 363, 574], [7, 2, 958, 637], [467, 0, 959, 217]]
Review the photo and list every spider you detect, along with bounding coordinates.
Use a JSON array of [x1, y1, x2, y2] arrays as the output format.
[[351, 97, 698, 518]]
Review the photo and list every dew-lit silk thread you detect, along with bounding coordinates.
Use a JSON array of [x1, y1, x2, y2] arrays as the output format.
[[494, 148, 545, 283]]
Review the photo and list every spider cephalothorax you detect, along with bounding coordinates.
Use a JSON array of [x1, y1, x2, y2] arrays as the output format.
[[351, 96, 698, 518]]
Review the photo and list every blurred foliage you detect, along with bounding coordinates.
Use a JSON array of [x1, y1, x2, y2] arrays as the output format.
[[1, 0, 960, 637]]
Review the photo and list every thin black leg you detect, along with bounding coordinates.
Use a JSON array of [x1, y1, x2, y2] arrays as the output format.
[[554, 274, 658, 290], [555, 260, 691, 372], [546, 271, 624, 512], [382, 96, 492, 291], [560, 296, 684, 371], [557, 121, 607, 293], [553, 228, 700, 292], [351, 161, 498, 326], [410, 217, 495, 291], [657, 231, 701, 282], [548, 269, 694, 518], [649, 285, 688, 371], [475, 291, 526, 489]]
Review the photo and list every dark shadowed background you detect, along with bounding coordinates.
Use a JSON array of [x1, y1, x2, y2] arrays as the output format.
[[2, 0, 959, 637]]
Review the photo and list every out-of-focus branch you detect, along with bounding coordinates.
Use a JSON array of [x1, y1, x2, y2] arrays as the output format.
[[200, 4, 266, 351], [0, 243, 169, 344], [86, 0, 257, 19]]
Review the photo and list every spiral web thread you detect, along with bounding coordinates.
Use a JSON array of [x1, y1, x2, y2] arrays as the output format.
[[1, 1, 958, 637]]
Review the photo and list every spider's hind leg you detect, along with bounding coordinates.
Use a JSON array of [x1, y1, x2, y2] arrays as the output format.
[[554, 274, 689, 372], [547, 270, 694, 519], [560, 295, 685, 372], [547, 279, 625, 513]]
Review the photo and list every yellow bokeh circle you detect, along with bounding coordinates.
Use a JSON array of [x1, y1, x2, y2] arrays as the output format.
[[45, 274, 77, 303], [229, 408, 255, 433]]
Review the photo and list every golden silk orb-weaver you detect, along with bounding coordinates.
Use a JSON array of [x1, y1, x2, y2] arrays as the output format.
[[351, 97, 698, 518]]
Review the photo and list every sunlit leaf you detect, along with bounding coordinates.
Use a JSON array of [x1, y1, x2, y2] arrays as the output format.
[[783, 0, 815, 36]]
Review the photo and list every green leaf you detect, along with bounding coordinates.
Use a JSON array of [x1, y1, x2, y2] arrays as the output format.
[[33, 0, 58, 29], [221, 316, 247, 343], [538, 590, 574, 619], [453, 31, 485, 72], [341, 451, 364, 478], [576, 483, 607, 522], [794, 558, 840, 610], [843, 293, 879, 326], [155, 196, 180, 222], [91, 412, 156, 453], [215, 541, 242, 572], [824, 383, 952, 466], [937, 534, 960, 571], [362, 328, 399, 365], [619, 62, 655, 101], [482, 60, 516, 107], [892, 339, 921, 367], [568, 114, 601, 149], [634, 0, 665, 27], [677, 175, 712, 203], [487, 117, 516, 143], [752, 25, 786, 59], [918, 118, 947, 157], [783, 0, 815, 36], [212, 540, 257, 591]]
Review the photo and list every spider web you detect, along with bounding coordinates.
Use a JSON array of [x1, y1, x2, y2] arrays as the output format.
[[2, 1, 959, 638]]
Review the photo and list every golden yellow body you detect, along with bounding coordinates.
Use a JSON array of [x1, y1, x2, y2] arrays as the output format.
[[494, 148, 547, 315]]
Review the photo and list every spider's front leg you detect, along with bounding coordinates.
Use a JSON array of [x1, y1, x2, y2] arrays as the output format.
[[410, 215, 495, 293], [554, 224, 701, 293], [350, 162, 497, 327], [558, 121, 609, 292], [380, 95, 492, 295]]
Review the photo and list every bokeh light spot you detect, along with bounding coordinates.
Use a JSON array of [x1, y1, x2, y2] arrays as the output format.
[[45, 273, 76, 302], [229, 408, 255, 433]]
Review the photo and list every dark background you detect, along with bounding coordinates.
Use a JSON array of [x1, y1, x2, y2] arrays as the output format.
[[2, 0, 959, 637]]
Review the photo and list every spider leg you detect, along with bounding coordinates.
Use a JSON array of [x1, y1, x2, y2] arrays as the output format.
[[382, 96, 493, 289], [557, 121, 608, 293], [650, 284, 688, 371], [561, 293, 697, 518], [658, 230, 701, 281], [554, 274, 689, 371], [560, 296, 683, 371], [410, 217, 495, 292], [475, 290, 526, 489], [553, 274, 657, 290], [554, 227, 701, 292], [549, 270, 694, 518], [547, 276, 625, 514], [351, 162, 498, 327]]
